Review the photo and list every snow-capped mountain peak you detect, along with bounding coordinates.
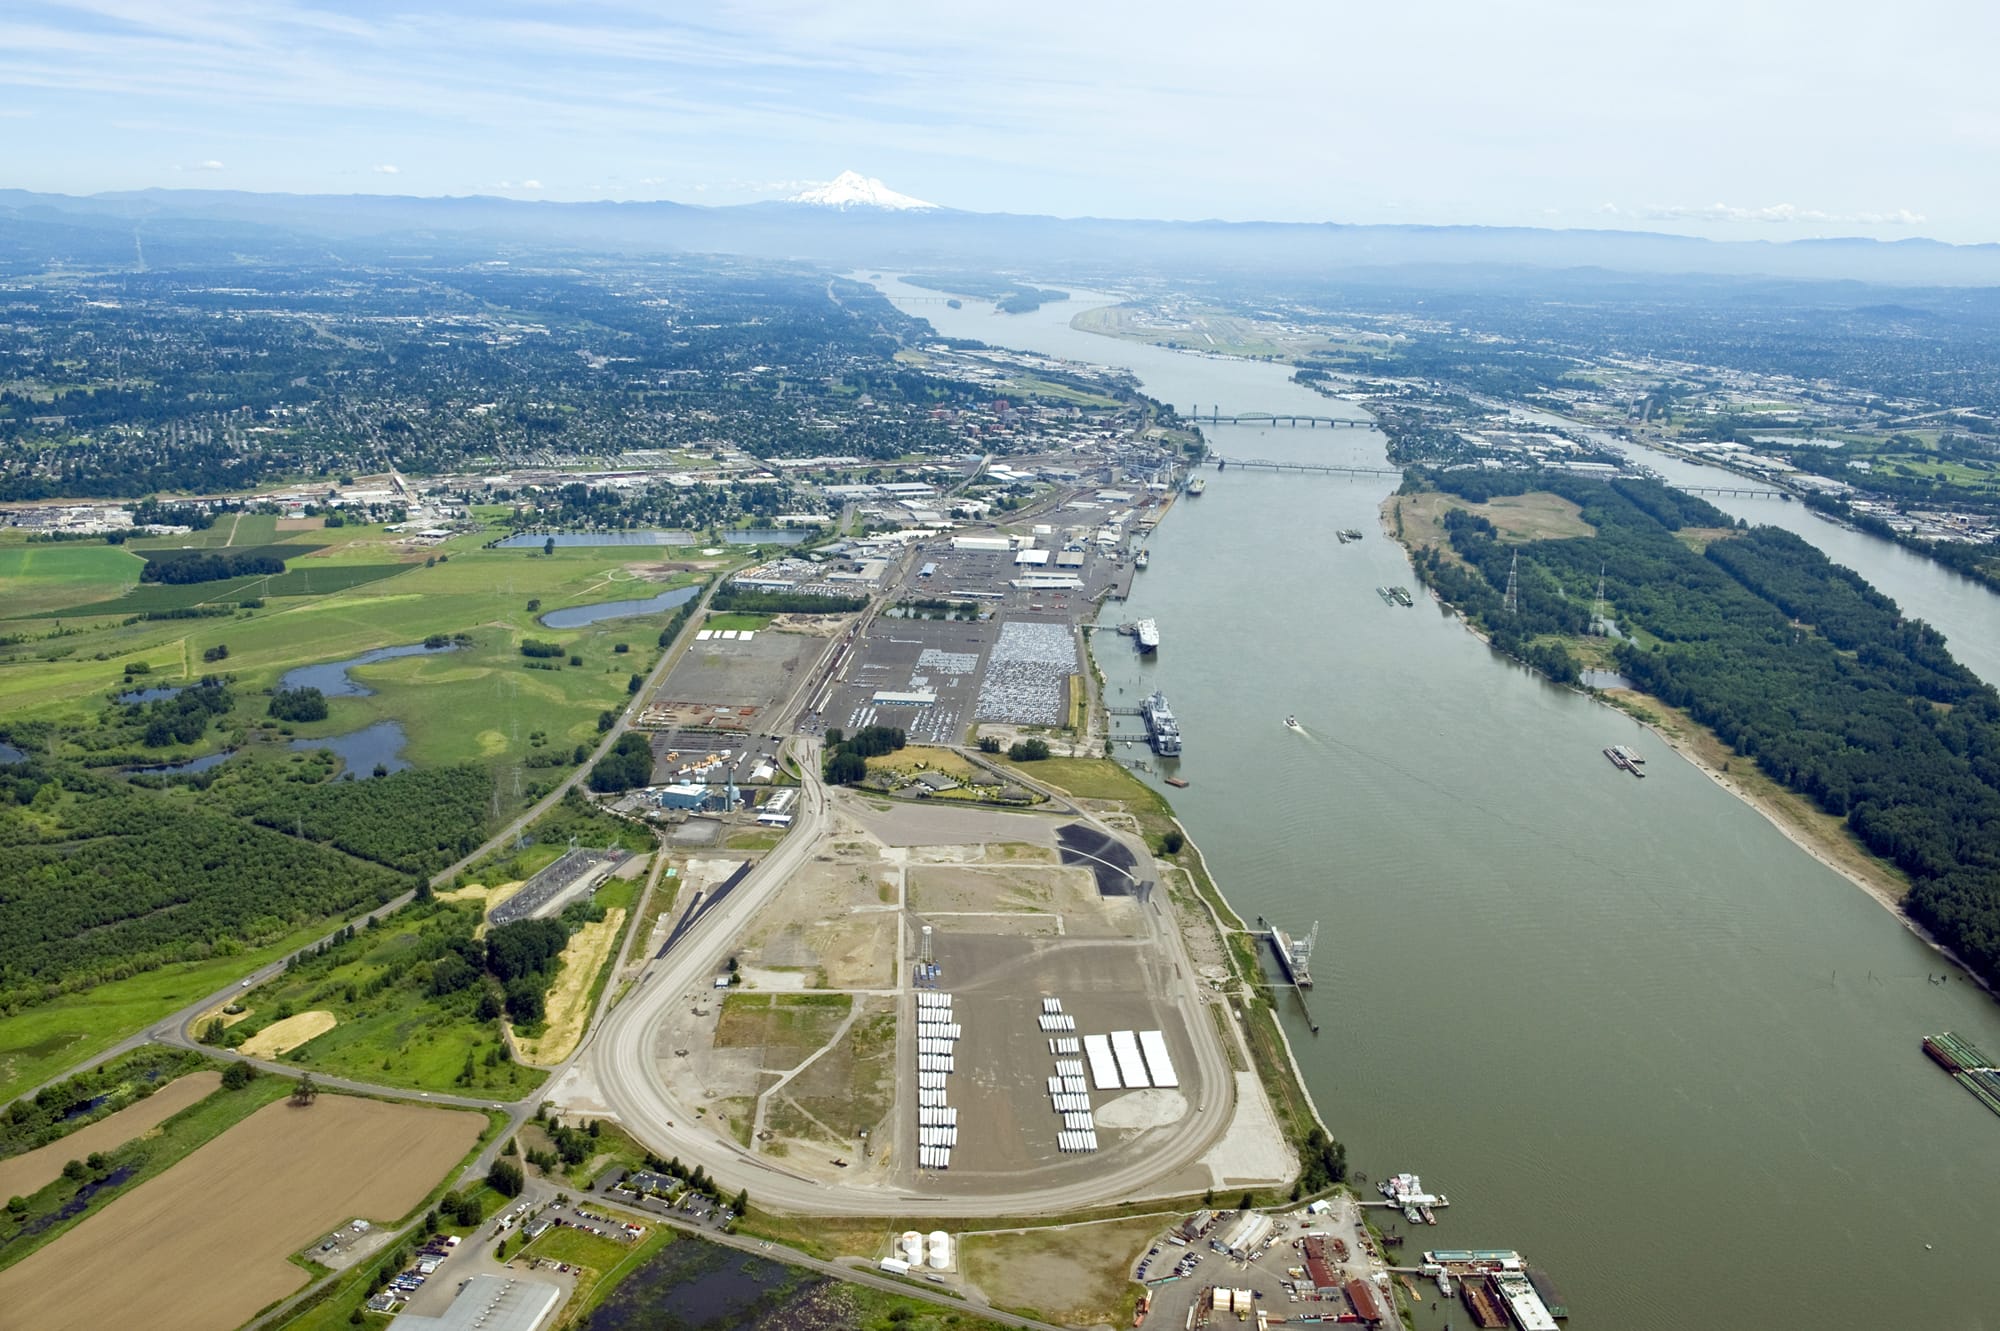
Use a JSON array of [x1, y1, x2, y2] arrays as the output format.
[[788, 171, 937, 211]]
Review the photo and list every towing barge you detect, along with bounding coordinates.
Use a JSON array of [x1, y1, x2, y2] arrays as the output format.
[[1925, 1031, 2000, 1117]]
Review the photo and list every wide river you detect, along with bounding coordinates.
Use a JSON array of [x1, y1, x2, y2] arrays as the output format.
[[868, 276, 2000, 1331]]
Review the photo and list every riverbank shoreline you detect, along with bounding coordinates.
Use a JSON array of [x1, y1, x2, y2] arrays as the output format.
[[1598, 687, 1997, 998], [1075, 537, 1333, 1156], [1379, 492, 1997, 998]]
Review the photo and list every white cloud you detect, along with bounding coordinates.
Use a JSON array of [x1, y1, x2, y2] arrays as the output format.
[[372, 163, 398, 174], [520, 179, 542, 191], [176, 158, 224, 172]]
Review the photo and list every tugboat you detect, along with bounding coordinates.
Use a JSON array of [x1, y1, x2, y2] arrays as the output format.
[[1135, 548, 1150, 570]]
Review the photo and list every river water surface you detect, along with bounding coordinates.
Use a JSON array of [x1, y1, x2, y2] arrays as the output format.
[[871, 276, 2000, 1331]]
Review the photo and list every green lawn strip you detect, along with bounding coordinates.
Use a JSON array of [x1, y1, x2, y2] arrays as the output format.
[[701, 612, 773, 633], [0, 919, 358, 1104], [518, 1221, 668, 1324], [0, 1066, 291, 1273]]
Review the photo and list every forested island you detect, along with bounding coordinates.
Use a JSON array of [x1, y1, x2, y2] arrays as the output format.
[[1397, 470, 2000, 987], [900, 272, 1071, 313]]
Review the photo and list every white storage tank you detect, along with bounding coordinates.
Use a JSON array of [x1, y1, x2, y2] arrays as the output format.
[[926, 1231, 951, 1270], [901, 1230, 924, 1264]]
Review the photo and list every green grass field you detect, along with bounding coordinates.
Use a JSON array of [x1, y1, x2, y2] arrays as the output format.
[[0, 542, 145, 617], [221, 902, 548, 1097], [0, 920, 355, 1105], [0, 526, 732, 1106], [996, 756, 1168, 810], [701, 612, 774, 633], [54, 562, 406, 617]]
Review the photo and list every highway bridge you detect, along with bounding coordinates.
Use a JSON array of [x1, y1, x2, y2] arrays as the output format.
[[1677, 484, 1791, 499], [1211, 456, 1402, 477], [1189, 407, 1369, 428]]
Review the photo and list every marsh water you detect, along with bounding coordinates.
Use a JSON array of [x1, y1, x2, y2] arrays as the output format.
[[870, 275, 2000, 1331]]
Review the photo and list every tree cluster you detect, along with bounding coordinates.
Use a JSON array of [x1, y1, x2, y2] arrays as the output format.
[[823, 725, 906, 785], [267, 686, 329, 723], [139, 548, 287, 585], [588, 733, 654, 793]]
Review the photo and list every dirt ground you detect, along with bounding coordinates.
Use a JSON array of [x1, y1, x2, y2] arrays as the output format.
[[960, 1215, 1163, 1326], [734, 854, 899, 989], [768, 999, 897, 1150], [516, 907, 626, 1065], [238, 1010, 338, 1057], [0, 1095, 483, 1331], [0, 1072, 221, 1201], [1388, 490, 1596, 557]]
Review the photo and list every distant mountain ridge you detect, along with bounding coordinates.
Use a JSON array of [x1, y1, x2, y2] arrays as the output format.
[[3, 185, 1998, 286]]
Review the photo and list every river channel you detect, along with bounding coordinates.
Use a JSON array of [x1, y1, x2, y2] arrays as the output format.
[[868, 276, 2000, 1331]]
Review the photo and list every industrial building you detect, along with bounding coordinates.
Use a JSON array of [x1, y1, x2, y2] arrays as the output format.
[[388, 1275, 562, 1331], [1218, 1209, 1275, 1259], [656, 783, 712, 811]]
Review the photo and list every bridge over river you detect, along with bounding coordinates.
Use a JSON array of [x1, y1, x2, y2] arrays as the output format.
[[1210, 456, 1402, 477], [1189, 406, 1369, 428]]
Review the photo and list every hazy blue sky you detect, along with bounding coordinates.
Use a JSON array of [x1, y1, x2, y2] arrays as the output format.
[[3, 1, 1993, 240]]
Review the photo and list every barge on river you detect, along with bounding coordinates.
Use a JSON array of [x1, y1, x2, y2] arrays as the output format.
[[1924, 1031, 2000, 1117], [1603, 744, 1647, 777]]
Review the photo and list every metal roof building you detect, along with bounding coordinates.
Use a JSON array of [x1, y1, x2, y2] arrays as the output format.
[[389, 1275, 562, 1331]]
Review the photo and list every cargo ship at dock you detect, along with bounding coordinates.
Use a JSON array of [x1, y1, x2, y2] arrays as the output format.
[[1134, 618, 1160, 654], [1924, 1031, 2000, 1117], [1141, 690, 1181, 757], [1267, 921, 1317, 988], [1185, 477, 1207, 496]]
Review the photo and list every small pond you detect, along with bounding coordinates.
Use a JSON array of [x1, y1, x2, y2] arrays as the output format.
[[116, 686, 185, 704], [539, 584, 699, 630], [279, 643, 456, 697], [126, 750, 237, 777], [291, 720, 410, 777]]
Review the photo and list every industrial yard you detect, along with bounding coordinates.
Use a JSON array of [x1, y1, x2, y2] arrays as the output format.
[[638, 791, 1232, 1197]]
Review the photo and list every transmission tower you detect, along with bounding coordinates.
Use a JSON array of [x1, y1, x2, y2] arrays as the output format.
[[1592, 563, 1607, 631], [1503, 551, 1520, 616]]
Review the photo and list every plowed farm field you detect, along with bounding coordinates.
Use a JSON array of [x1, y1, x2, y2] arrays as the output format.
[[0, 1094, 482, 1331]]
